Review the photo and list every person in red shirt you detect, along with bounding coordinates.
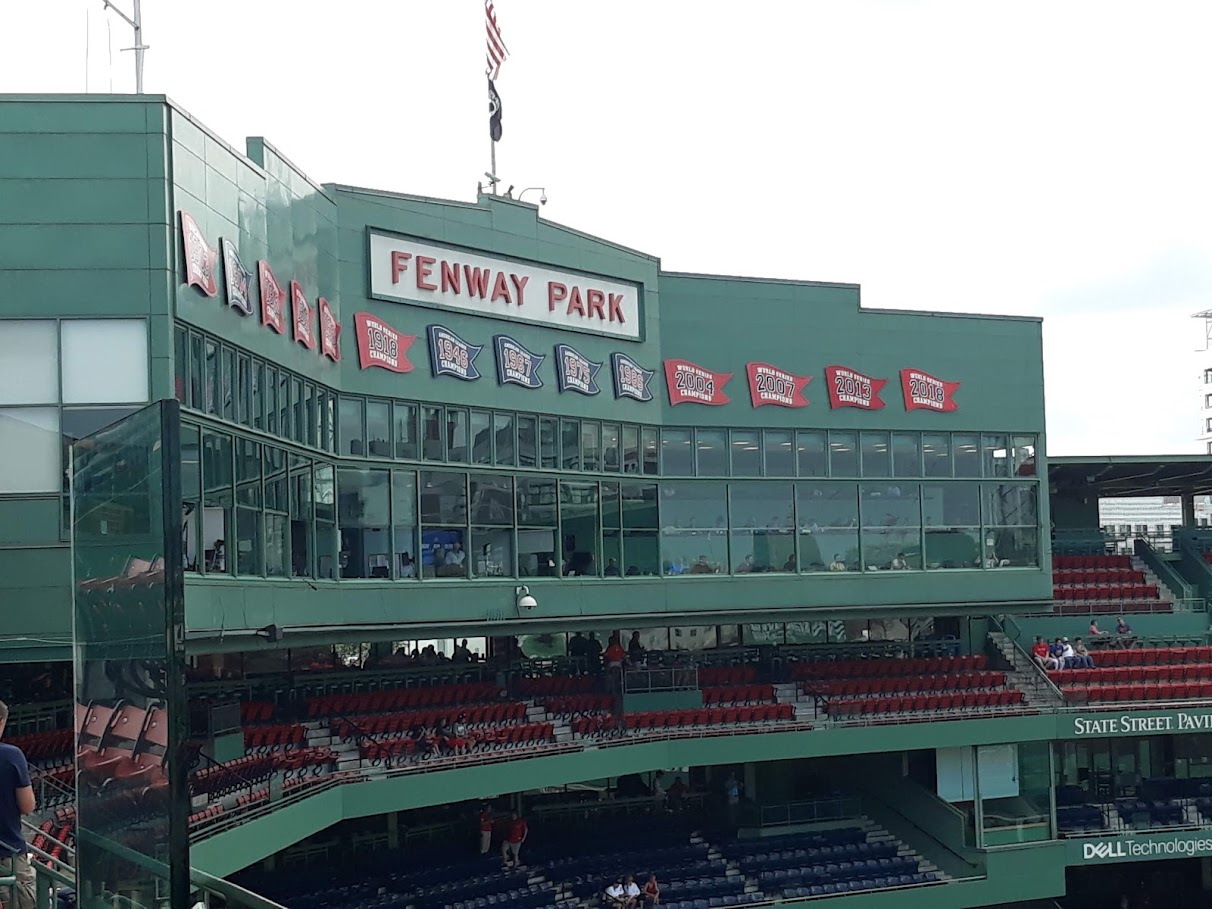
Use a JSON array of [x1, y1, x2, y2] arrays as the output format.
[[501, 810, 528, 868], [1031, 635, 1057, 670], [604, 634, 628, 694], [478, 804, 493, 855]]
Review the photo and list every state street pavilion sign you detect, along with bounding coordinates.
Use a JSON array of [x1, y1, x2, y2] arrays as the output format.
[[368, 231, 642, 341]]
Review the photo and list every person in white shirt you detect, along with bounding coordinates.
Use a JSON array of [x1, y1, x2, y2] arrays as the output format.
[[1060, 638, 1077, 669], [604, 881, 627, 909], [446, 542, 466, 566], [890, 552, 908, 570], [624, 876, 641, 908], [829, 555, 847, 571]]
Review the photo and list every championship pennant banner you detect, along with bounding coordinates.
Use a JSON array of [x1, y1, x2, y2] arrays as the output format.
[[555, 344, 601, 395], [746, 362, 811, 409], [319, 299, 341, 362], [611, 353, 654, 402], [494, 335, 544, 389], [259, 261, 286, 334], [665, 359, 732, 406], [290, 281, 316, 350], [180, 212, 218, 297], [428, 325, 483, 381], [354, 313, 415, 373], [900, 368, 960, 412], [824, 365, 886, 410], [221, 239, 253, 315]]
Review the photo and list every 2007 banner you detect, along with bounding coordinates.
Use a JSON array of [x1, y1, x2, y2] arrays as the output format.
[[746, 362, 811, 408], [900, 368, 960, 412]]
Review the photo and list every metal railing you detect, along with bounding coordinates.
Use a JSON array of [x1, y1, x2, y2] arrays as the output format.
[[758, 797, 862, 828], [623, 666, 699, 693]]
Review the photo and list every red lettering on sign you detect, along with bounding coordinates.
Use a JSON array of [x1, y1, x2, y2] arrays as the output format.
[[511, 274, 529, 307], [608, 293, 625, 323], [390, 251, 412, 284], [586, 289, 606, 320], [415, 256, 437, 291], [548, 281, 567, 312], [440, 260, 461, 294], [491, 271, 513, 305], [567, 286, 586, 317], [465, 266, 491, 299]]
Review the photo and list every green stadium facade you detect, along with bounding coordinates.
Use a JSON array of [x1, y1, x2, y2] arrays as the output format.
[[6, 94, 1212, 909]]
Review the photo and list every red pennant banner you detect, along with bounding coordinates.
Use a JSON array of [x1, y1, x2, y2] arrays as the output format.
[[258, 261, 286, 334], [664, 359, 732, 406], [900, 368, 960, 412], [824, 365, 887, 410], [746, 362, 811, 408], [355, 313, 416, 374], [290, 281, 316, 350], [180, 212, 217, 297], [319, 298, 341, 362]]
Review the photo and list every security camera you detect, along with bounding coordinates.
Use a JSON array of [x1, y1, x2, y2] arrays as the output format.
[[515, 585, 538, 610], [539, 193, 547, 206]]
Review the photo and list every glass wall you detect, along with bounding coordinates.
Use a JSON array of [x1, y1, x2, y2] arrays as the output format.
[[979, 742, 1052, 845]]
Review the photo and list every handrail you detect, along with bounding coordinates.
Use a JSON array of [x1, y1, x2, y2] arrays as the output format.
[[1133, 537, 1196, 601], [989, 615, 1064, 703]]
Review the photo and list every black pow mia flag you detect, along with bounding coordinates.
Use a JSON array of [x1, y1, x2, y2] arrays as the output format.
[[488, 78, 503, 142]]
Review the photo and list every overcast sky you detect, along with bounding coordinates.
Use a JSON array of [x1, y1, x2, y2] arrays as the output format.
[[4, 1, 1211, 457]]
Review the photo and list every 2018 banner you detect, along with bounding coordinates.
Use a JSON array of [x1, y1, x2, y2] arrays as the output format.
[[746, 362, 810, 408], [354, 313, 415, 373], [665, 359, 732, 406], [180, 212, 217, 297], [495, 335, 544, 389], [824, 365, 886, 410], [611, 352, 654, 402], [428, 325, 483, 381], [900, 368, 960, 412], [258, 261, 286, 334], [555, 343, 602, 395], [319, 299, 341, 362]]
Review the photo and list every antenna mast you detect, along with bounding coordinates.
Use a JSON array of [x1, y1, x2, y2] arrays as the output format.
[[101, 0, 147, 93]]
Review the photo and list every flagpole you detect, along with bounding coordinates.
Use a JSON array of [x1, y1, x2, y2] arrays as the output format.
[[490, 139, 497, 195]]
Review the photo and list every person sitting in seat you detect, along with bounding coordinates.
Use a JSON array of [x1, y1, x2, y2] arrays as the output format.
[[1031, 635, 1057, 670], [1089, 619, 1108, 637], [890, 552, 909, 570], [643, 875, 661, 905], [1050, 638, 1067, 669], [829, 554, 847, 572], [1115, 616, 1136, 648], [624, 876, 641, 908], [1059, 637, 1077, 669], [604, 880, 628, 909], [1071, 637, 1095, 669]]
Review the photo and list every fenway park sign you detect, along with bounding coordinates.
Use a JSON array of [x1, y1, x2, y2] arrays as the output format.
[[368, 231, 641, 341]]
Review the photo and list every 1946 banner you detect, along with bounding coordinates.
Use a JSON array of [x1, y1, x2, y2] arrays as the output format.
[[428, 325, 483, 381], [665, 359, 732, 406], [824, 365, 886, 410], [746, 362, 811, 408], [354, 313, 415, 373], [900, 368, 960, 412]]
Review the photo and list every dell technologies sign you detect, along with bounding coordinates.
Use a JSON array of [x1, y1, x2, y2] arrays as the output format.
[[1077, 835, 1212, 864]]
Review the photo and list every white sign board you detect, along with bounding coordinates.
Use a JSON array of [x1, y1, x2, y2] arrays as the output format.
[[368, 231, 641, 341]]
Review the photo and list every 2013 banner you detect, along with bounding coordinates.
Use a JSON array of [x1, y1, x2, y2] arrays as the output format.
[[746, 362, 811, 408], [428, 325, 483, 381], [900, 368, 960, 412], [824, 365, 886, 410], [354, 313, 415, 373], [665, 359, 732, 406]]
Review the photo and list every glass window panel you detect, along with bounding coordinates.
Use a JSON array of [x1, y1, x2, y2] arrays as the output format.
[[1011, 435, 1037, 477], [446, 408, 468, 463], [337, 468, 391, 578], [203, 340, 219, 415], [235, 506, 262, 576], [622, 482, 659, 577], [391, 470, 418, 579], [982, 434, 1009, 477], [0, 408, 59, 493], [470, 527, 512, 578], [201, 430, 233, 574], [291, 377, 304, 444], [339, 396, 365, 456], [323, 390, 336, 452], [696, 429, 728, 477], [235, 438, 261, 508], [602, 423, 620, 472], [560, 481, 599, 576], [602, 482, 621, 576], [304, 383, 317, 448], [420, 471, 468, 525], [953, 433, 981, 476], [787, 621, 829, 644], [745, 623, 786, 645], [797, 431, 827, 476], [540, 416, 559, 469], [265, 512, 290, 578], [494, 412, 515, 467], [470, 474, 514, 525], [517, 414, 538, 468], [264, 446, 288, 513], [582, 422, 601, 471], [290, 455, 313, 578], [220, 347, 235, 421], [561, 419, 581, 470], [366, 400, 391, 457], [173, 327, 187, 405], [661, 481, 727, 575], [470, 410, 492, 464], [61, 407, 138, 494], [189, 334, 203, 412], [251, 361, 264, 431], [987, 526, 1040, 567], [61, 319, 148, 404], [764, 431, 794, 477], [661, 429, 692, 475], [731, 430, 762, 477], [181, 423, 201, 571], [236, 355, 250, 425], [621, 425, 640, 474], [278, 371, 291, 439], [422, 406, 444, 460], [829, 431, 857, 477], [394, 402, 419, 460], [861, 483, 921, 570], [518, 527, 559, 577], [642, 428, 659, 475], [669, 626, 717, 651], [796, 482, 859, 572], [923, 432, 951, 477], [922, 483, 981, 570], [517, 477, 557, 527], [984, 483, 1038, 526], [315, 464, 337, 578], [892, 432, 920, 478], [860, 431, 891, 477], [730, 481, 795, 573], [264, 365, 278, 435]]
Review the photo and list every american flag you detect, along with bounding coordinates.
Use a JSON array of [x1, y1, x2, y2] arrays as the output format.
[[485, 1, 509, 81]]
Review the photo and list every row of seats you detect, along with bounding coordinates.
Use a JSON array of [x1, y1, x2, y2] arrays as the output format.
[[189, 804, 225, 827], [791, 655, 987, 679], [435, 884, 556, 909], [244, 724, 307, 750], [331, 704, 528, 739], [240, 701, 276, 723], [541, 695, 612, 716], [191, 754, 277, 797], [1050, 665, 1212, 685], [1053, 584, 1160, 601], [7, 729, 73, 763], [826, 689, 1026, 717], [805, 672, 1005, 697], [1057, 804, 1106, 832], [623, 705, 795, 730], [698, 666, 759, 686], [1090, 647, 1212, 666], [702, 684, 775, 705], [566, 859, 726, 898], [1117, 798, 1185, 827], [1054, 568, 1145, 585], [779, 874, 939, 900], [1059, 682, 1212, 703], [360, 722, 556, 761], [662, 893, 768, 909], [306, 683, 501, 719], [515, 676, 597, 696], [732, 840, 898, 871], [756, 855, 921, 887], [1052, 601, 1172, 615], [1054, 554, 1132, 570]]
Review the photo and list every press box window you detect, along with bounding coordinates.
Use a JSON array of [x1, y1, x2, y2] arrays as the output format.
[[61, 319, 148, 404]]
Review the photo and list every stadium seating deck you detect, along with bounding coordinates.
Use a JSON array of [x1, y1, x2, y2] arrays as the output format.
[[1048, 646, 1212, 702], [1050, 554, 1171, 614]]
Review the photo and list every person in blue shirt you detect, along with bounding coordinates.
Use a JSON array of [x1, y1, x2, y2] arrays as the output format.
[[0, 700, 36, 909]]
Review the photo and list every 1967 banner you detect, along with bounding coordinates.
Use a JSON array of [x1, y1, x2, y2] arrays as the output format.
[[824, 365, 886, 410], [900, 368, 960, 412], [665, 359, 732, 406]]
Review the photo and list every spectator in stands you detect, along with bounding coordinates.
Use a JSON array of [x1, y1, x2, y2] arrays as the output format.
[[829, 554, 847, 571], [628, 631, 645, 663], [604, 879, 627, 908], [569, 631, 590, 664], [478, 804, 494, 854], [1089, 619, 1107, 637], [0, 700, 35, 909], [1049, 638, 1066, 669], [667, 775, 687, 811], [1031, 636, 1057, 670], [782, 554, 797, 571], [643, 874, 661, 905], [587, 633, 605, 671], [1116, 617, 1135, 646], [691, 554, 715, 574], [399, 552, 415, 577], [449, 713, 470, 755], [890, 552, 909, 570], [409, 721, 435, 757], [1059, 638, 1077, 669], [453, 639, 473, 662], [501, 810, 528, 868], [605, 634, 627, 692], [625, 875, 642, 908], [652, 770, 667, 808], [1071, 638, 1095, 669], [604, 558, 621, 577]]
